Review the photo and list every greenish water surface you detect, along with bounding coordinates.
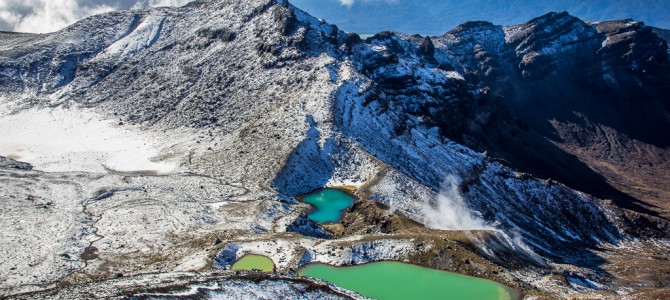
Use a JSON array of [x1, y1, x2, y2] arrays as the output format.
[[298, 261, 517, 300], [301, 189, 355, 223], [230, 254, 274, 272]]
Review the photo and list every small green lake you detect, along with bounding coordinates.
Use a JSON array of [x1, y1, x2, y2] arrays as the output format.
[[298, 261, 517, 300], [231, 254, 274, 272], [301, 188, 355, 223]]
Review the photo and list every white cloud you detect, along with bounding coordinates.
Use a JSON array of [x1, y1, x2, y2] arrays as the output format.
[[339, 0, 354, 7], [0, 11, 21, 27], [0, 0, 114, 33], [0, 0, 193, 34]]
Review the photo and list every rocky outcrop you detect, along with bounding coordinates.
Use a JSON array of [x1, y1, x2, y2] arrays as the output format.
[[286, 213, 333, 239], [418, 36, 435, 60], [0, 156, 32, 170]]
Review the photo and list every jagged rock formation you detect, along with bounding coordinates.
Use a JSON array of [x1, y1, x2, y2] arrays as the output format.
[[431, 14, 670, 219], [286, 213, 334, 239], [0, 0, 669, 298]]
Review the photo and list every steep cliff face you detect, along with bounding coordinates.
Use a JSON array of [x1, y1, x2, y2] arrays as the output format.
[[0, 0, 669, 298], [423, 12, 670, 219]]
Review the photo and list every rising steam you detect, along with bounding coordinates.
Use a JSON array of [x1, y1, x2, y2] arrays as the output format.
[[422, 175, 491, 230], [422, 175, 546, 266]]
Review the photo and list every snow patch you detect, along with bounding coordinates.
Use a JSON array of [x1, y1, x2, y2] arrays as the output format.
[[372, 45, 388, 52], [146, 17, 165, 47], [173, 250, 209, 272], [445, 70, 464, 80], [204, 201, 232, 210], [0, 104, 184, 174], [103, 14, 166, 59]]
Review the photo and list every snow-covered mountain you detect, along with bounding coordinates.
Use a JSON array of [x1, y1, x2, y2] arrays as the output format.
[[0, 0, 668, 298]]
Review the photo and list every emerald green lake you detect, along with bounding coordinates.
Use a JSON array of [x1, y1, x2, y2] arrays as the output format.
[[301, 189, 355, 223], [298, 261, 517, 300], [231, 254, 274, 272]]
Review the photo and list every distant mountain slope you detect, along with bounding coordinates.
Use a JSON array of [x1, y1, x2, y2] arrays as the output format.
[[430, 14, 670, 218]]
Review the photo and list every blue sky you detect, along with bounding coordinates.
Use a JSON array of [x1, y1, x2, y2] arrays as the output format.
[[291, 0, 670, 35], [0, 0, 668, 34]]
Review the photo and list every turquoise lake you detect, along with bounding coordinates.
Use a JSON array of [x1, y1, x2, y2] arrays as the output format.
[[301, 189, 355, 223]]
